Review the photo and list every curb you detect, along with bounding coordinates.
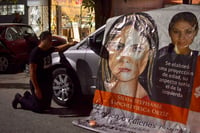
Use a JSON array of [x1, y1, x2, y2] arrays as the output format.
[[0, 72, 29, 89], [0, 83, 30, 89]]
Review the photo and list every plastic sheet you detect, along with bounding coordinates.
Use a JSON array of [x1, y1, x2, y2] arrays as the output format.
[[73, 4, 200, 133]]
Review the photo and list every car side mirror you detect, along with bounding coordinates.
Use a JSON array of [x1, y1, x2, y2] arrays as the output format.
[[88, 36, 101, 55]]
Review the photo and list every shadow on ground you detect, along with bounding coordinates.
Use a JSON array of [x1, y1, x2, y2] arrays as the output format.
[[45, 106, 92, 117], [44, 97, 93, 117]]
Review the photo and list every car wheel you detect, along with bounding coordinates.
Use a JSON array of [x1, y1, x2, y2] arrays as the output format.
[[52, 67, 76, 106], [0, 55, 9, 73]]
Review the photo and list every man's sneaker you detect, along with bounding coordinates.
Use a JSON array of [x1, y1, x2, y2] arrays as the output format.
[[12, 93, 22, 109]]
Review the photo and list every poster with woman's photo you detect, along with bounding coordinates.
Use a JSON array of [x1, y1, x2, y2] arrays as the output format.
[[73, 4, 200, 133]]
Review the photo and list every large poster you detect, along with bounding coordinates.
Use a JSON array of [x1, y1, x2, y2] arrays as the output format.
[[73, 4, 200, 133]]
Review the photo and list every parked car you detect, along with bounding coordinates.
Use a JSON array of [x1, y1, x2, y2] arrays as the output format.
[[0, 23, 38, 73], [0, 23, 66, 73], [49, 25, 105, 106]]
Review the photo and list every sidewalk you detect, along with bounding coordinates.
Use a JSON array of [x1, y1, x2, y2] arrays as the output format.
[[0, 72, 30, 89]]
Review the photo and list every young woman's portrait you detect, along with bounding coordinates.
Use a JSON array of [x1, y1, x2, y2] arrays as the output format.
[[152, 12, 199, 107], [100, 12, 158, 99]]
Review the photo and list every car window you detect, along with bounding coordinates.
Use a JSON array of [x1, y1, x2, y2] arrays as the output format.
[[20, 26, 36, 37], [78, 28, 104, 50], [5, 25, 36, 42], [5, 27, 16, 41], [5, 26, 23, 41], [78, 40, 88, 49], [95, 30, 104, 46], [91, 30, 105, 52]]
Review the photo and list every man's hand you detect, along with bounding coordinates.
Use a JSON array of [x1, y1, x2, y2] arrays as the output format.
[[68, 41, 78, 46], [55, 41, 79, 52], [35, 89, 42, 100]]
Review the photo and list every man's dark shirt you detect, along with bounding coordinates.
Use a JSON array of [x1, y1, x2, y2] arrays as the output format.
[[29, 46, 55, 82]]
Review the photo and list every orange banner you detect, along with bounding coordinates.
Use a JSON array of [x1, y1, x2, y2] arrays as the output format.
[[190, 57, 200, 112], [93, 90, 189, 124]]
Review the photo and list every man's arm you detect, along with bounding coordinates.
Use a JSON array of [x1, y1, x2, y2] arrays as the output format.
[[55, 41, 78, 52], [29, 63, 42, 99]]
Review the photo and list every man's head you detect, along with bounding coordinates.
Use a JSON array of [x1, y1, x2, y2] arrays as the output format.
[[39, 31, 52, 41], [39, 31, 52, 50]]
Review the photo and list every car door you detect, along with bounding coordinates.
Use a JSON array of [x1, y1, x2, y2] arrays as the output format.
[[83, 27, 105, 94]]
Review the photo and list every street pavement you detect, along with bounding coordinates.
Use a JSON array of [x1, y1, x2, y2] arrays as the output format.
[[0, 72, 94, 133]]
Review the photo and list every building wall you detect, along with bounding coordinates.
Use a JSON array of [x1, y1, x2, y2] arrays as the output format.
[[110, 0, 164, 17], [27, 0, 49, 35], [0, 0, 28, 23], [27, 0, 48, 6]]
